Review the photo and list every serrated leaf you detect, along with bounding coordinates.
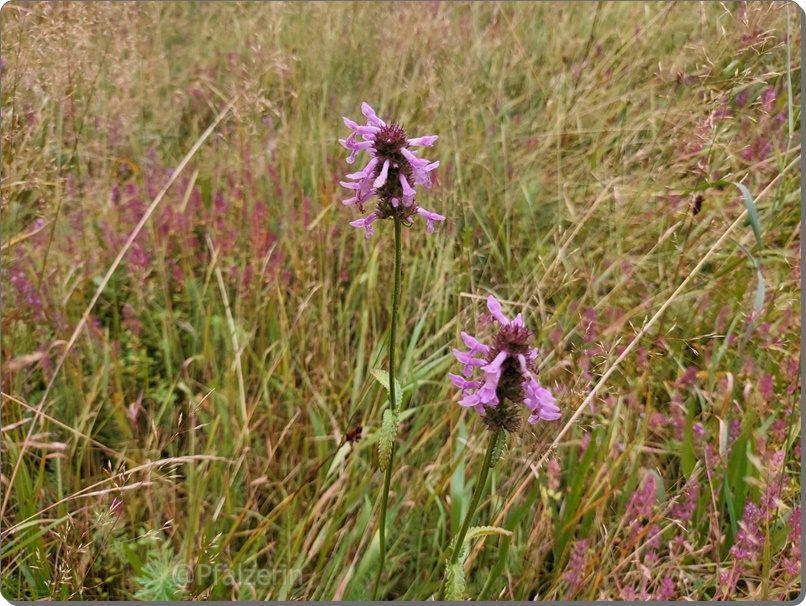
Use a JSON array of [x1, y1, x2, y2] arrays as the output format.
[[489, 430, 506, 468], [377, 408, 398, 471], [370, 368, 403, 412], [456, 526, 512, 565], [442, 525, 512, 600], [370, 368, 391, 391], [464, 525, 512, 543], [444, 561, 466, 601]]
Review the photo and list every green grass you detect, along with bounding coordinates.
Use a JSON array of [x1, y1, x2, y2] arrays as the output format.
[[1, 1, 801, 600]]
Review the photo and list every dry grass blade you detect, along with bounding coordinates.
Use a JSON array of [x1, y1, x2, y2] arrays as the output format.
[[2, 455, 231, 536], [205, 234, 249, 429], [1, 392, 130, 462], [1, 219, 51, 251]]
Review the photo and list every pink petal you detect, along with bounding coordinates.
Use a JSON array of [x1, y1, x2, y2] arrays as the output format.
[[486, 295, 510, 325]]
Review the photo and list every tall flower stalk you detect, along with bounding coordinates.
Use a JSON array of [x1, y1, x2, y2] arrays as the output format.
[[373, 217, 401, 600], [339, 103, 443, 599], [438, 428, 501, 600], [439, 295, 561, 600]]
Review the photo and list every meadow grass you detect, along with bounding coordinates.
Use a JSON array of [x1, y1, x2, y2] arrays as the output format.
[[1, 1, 801, 600]]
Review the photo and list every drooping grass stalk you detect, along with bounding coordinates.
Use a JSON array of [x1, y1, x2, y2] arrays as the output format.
[[438, 430, 499, 600], [372, 217, 403, 600]]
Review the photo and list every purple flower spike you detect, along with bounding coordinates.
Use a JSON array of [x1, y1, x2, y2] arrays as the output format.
[[340, 102, 442, 236], [450, 296, 560, 433]]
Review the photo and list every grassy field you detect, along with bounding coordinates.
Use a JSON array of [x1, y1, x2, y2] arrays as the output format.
[[1, 1, 801, 600]]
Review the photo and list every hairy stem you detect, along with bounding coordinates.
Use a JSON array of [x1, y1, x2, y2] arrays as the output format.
[[372, 217, 403, 600], [438, 430, 500, 600]]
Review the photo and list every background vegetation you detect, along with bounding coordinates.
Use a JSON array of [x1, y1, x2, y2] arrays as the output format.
[[1, 1, 801, 600]]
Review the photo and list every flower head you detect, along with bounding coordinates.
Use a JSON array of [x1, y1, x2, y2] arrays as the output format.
[[449, 296, 560, 433], [340, 102, 444, 237]]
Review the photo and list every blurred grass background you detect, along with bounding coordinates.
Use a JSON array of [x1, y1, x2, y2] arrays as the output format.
[[0, 1, 801, 600]]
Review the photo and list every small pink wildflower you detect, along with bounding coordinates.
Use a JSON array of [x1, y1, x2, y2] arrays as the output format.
[[564, 539, 588, 595]]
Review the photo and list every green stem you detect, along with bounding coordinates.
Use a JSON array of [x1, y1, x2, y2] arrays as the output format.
[[371, 218, 403, 600], [438, 430, 500, 600]]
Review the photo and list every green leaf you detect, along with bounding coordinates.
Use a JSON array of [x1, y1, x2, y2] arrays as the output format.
[[726, 435, 750, 538], [377, 408, 398, 472], [444, 561, 466, 601], [451, 421, 468, 536], [730, 181, 763, 252], [370, 368, 403, 412], [736, 242, 766, 340], [646, 468, 667, 504], [489, 430, 506, 468], [555, 430, 597, 562], [681, 405, 697, 478], [450, 526, 512, 565], [761, 520, 772, 599], [444, 526, 512, 600], [463, 526, 512, 548], [370, 368, 391, 390], [327, 442, 352, 477], [685, 181, 763, 252], [1, 515, 69, 559]]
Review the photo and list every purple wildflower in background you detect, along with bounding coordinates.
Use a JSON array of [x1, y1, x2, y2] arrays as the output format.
[[655, 577, 675, 601], [782, 506, 801, 577], [564, 539, 588, 595], [627, 475, 656, 519], [730, 500, 766, 561], [671, 476, 699, 523], [449, 295, 560, 433], [340, 102, 444, 237]]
